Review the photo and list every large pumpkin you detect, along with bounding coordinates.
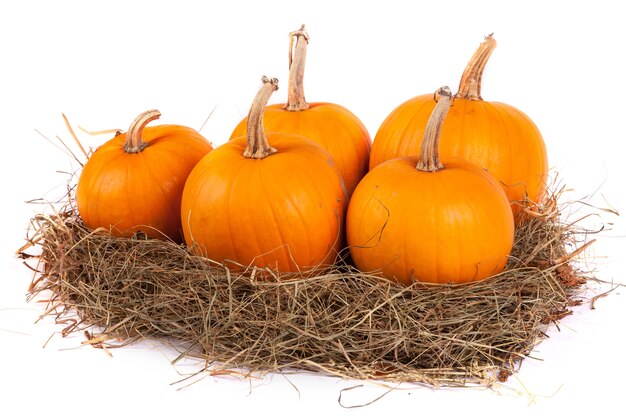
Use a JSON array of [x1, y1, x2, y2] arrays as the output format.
[[76, 110, 213, 242], [369, 35, 548, 219], [347, 87, 514, 285], [230, 25, 371, 197], [182, 77, 347, 274]]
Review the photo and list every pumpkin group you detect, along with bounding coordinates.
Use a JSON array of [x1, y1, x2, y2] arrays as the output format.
[[230, 25, 371, 197], [369, 35, 548, 219], [75, 32, 540, 286], [181, 77, 347, 274], [347, 87, 515, 285], [76, 110, 213, 242]]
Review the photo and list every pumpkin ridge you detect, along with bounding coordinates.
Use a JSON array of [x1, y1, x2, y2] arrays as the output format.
[[122, 157, 135, 231], [314, 108, 354, 170], [466, 164, 514, 277], [404, 97, 435, 156], [361, 167, 393, 249], [453, 169, 488, 282], [452, 100, 469, 156], [491, 102, 515, 193], [436, 172, 455, 283], [142, 151, 180, 237], [107, 153, 131, 232], [432, 172, 446, 283], [478, 101, 519, 197], [285, 154, 328, 265], [226, 153, 252, 267], [468, 100, 492, 168], [498, 101, 548, 204], [289, 147, 343, 265], [86, 151, 129, 233], [399, 178, 416, 283], [257, 156, 299, 269], [250, 166, 276, 268]]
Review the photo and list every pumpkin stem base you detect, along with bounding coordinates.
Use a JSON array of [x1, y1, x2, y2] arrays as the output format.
[[124, 110, 161, 154]]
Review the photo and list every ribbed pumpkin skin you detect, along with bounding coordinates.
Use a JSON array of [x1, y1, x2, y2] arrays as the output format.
[[181, 132, 346, 273], [76, 125, 213, 241], [230, 102, 371, 197], [369, 95, 548, 215], [347, 156, 514, 285]]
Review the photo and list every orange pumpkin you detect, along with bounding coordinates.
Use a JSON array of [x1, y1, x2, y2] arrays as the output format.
[[76, 110, 213, 242], [347, 87, 514, 285], [182, 77, 347, 273], [230, 25, 371, 197], [369, 35, 548, 219]]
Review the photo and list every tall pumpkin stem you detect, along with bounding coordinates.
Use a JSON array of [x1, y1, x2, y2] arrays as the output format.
[[124, 109, 161, 153], [456, 34, 497, 101], [416, 87, 453, 172], [284, 24, 310, 112], [244, 76, 279, 159]]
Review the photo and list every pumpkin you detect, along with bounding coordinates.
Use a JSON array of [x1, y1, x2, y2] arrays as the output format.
[[181, 77, 347, 273], [369, 34, 548, 219], [76, 110, 213, 242], [229, 25, 371, 197], [347, 87, 514, 285]]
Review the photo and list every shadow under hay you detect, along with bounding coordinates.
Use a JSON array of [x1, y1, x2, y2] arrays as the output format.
[[19, 183, 598, 387]]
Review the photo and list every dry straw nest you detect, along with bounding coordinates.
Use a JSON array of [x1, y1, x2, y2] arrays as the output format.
[[19, 181, 604, 388]]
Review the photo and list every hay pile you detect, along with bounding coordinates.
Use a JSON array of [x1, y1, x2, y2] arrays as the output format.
[[20, 183, 596, 387]]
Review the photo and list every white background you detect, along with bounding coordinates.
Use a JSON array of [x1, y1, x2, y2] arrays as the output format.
[[1, 1, 625, 416]]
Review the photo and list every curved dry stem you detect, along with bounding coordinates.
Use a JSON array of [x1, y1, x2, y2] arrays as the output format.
[[416, 86, 453, 172], [456, 34, 497, 101], [244, 76, 279, 159], [124, 110, 161, 154], [284, 24, 310, 112]]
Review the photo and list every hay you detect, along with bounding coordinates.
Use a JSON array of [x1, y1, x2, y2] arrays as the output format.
[[19, 182, 598, 387]]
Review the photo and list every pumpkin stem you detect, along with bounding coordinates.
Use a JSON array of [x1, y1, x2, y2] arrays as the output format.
[[416, 86, 453, 172], [124, 109, 161, 153], [456, 34, 497, 101], [244, 76, 279, 159], [284, 24, 310, 112]]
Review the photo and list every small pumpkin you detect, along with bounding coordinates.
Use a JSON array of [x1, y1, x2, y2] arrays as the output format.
[[182, 77, 347, 274], [369, 34, 548, 219], [230, 25, 371, 197], [347, 87, 514, 285], [76, 110, 213, 242]]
